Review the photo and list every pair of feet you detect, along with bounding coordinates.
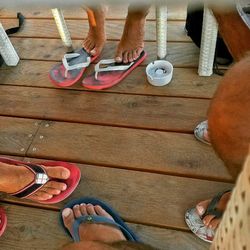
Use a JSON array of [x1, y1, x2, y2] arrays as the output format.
[[0, 162, 70, 202], [83, 5, 147, 63]]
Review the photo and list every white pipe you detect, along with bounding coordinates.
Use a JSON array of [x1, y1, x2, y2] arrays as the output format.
[[51, 8, 73, 48], [0, 23, 19, 66], [156, 4, 167, 59], [198, 7, 218, 76]]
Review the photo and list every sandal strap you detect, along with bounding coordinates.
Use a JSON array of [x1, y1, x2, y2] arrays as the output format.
[[72, 215, 134, 242], [201, 190, 231, 220], [62, 52, 91, 78], [94, 59, 134, 80], [11, 163, 49, 198]]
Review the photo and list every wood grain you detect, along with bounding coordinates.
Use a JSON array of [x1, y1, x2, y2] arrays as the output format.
[[0, 117, 41, 156], [0, 85, 210, 131], [5, 119, 229, 181], [0, 19, 190, 42], [0, 203, 209, 250], [0, 4, 187, 20], [0, 159, 232, 229], [0, 60, 223, 98], [10, 38, 200, 67]]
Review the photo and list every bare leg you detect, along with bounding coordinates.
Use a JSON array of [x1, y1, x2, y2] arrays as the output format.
[[212, 7, 250, 61], [82, 5, 107, 56], [115, 4, 150, 63]]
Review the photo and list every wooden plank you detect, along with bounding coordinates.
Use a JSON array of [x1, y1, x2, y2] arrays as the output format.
[[10, 38, 200, 67], [0, 4, 187, 20], [0, 203, 208, 250], [0, 19, 190, 42], [0, 60, 222, 99], [0, 159, 232, 229], [0, 117, 41, 156], [0, 118, 230, 181], [15, 119, 230, 181], [129, 224, 209, 250], [0, 85, 210, 132]]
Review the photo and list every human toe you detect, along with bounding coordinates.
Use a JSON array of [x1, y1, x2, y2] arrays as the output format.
[[196, 199, 211, 216], [62, 208, 75, 230], [46, 166, 70, 180]]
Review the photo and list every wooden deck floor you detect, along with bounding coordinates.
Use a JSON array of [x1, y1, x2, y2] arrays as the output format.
[[0, 5, 233, 250]]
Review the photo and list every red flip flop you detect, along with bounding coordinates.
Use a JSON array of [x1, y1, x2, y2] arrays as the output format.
[[49, 48, 98, 87], [82, 51, 147, 90], [0, 207, 7, 237], [0, 157, 81, 204]]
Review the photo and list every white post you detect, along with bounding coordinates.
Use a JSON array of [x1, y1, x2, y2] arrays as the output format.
[[198, 7, 218, 76], [51, 8, 73, 48], [156, 3, 167, 59], [0, 23, 19, 66]]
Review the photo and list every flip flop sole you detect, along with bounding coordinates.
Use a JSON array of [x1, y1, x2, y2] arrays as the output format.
[[0, 207, 7, 237], [82, 52, 147, 90], [0, 157, 81, 204], [60, 197, 140, 242], [49, 49, 98, 87]]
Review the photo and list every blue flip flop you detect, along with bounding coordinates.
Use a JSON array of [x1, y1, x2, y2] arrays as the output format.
[[59, 197, 140, 242]]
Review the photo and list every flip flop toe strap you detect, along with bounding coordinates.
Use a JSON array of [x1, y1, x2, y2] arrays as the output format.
[[72, 215, 134, 242], [94, 59, 134, 80], [11, 163, 49, 198], [62, 52, 91, 78], [202, 190, 232, 220]]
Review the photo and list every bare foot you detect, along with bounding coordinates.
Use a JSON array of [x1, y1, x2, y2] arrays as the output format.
[[82, 5, 107, 56], [115, 6, 150, 63], [62, 203, 126, 243], [0, 162, 70, 202], [196, 191, 231, 230]]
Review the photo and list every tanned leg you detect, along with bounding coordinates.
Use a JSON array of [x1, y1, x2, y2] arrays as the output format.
[[82, 5, 107, 56], [115, 4, 150, 63]]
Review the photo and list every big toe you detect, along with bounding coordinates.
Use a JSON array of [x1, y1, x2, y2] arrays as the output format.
[[62, 208, 75, 232], [46, 166, 70, 180], [196, 199, 211, 216]]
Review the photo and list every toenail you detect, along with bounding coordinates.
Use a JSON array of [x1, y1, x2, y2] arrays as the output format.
[[197, 206, 204, 215], [62, 170, 70, 179], [80, 203, 86, 206], [74, 205, 79, 209], [62, 184, 67, 191], [62, 208, 71, 218]]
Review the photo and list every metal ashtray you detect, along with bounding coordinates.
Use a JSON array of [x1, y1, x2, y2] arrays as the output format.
[[146, 60, 173, 86]]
